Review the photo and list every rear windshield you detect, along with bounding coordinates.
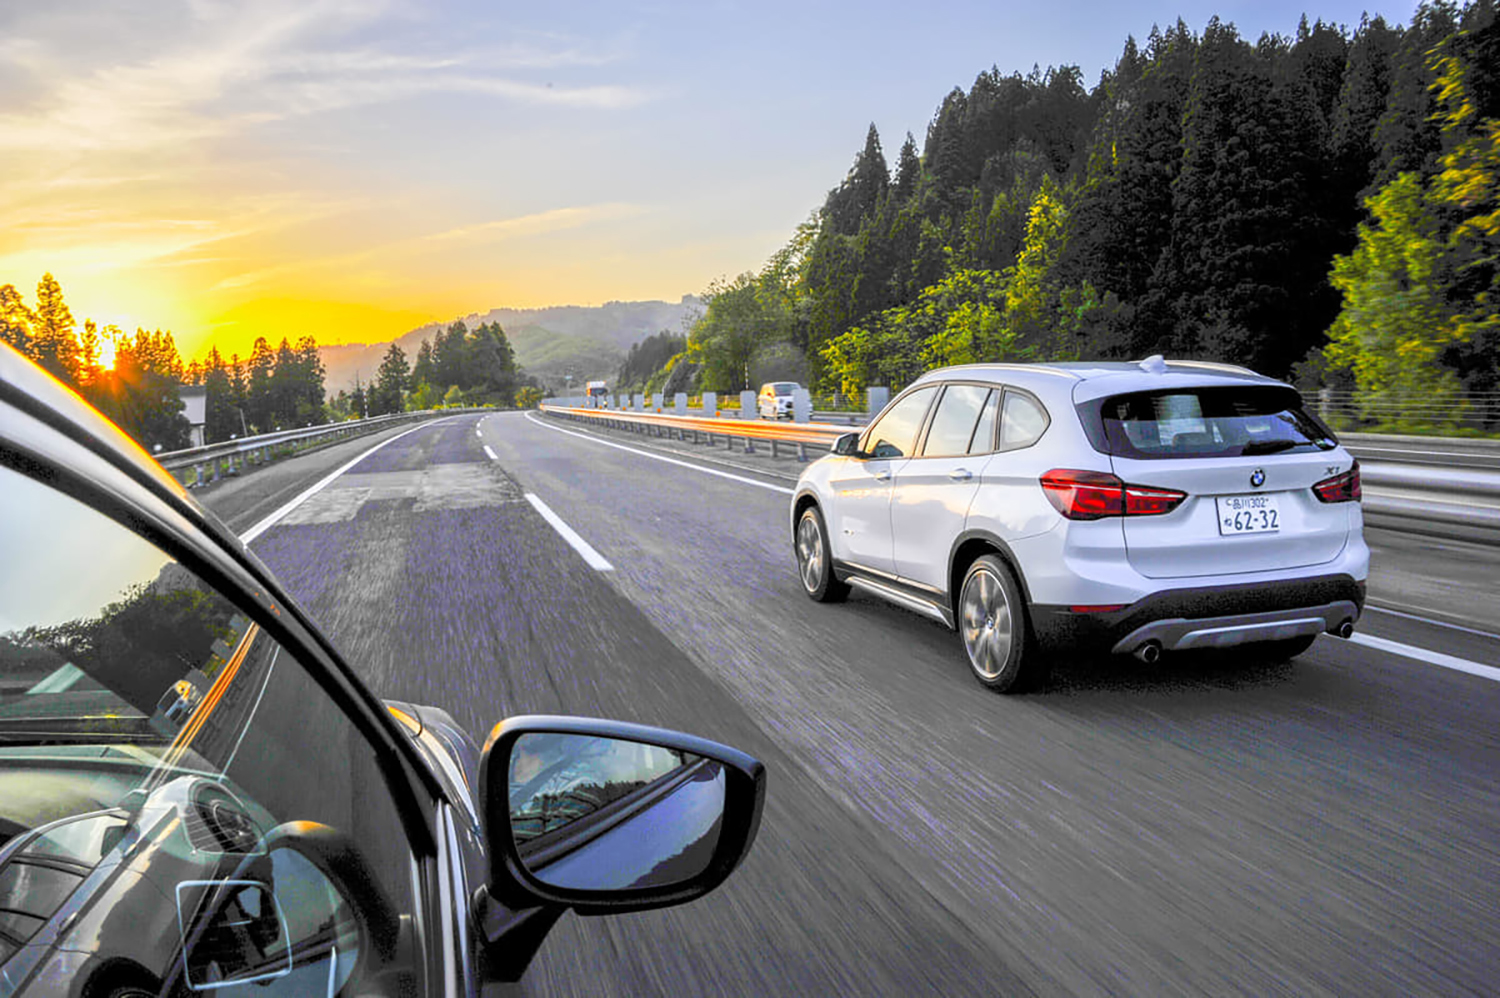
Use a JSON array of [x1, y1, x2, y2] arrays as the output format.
[[1096, 386, 1337, 460], [772, 383, 798, 395]]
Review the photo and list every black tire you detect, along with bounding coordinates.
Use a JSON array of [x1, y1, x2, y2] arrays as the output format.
[[795, 506, 848, 602], [957, 554, 1043, 693]]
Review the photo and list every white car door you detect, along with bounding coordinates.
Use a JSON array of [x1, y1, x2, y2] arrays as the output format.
[[824, 386, 938, 576], [890, 384, 998, 592]]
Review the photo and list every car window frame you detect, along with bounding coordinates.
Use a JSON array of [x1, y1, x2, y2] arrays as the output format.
[[0, 431, 453, 983], [913, 382, 997, 459], [859, 385, 939, 460], [994, 387, 1051, 453]]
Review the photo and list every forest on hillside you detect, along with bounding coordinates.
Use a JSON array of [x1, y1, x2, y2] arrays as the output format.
[[656, 2, 1499, 431]]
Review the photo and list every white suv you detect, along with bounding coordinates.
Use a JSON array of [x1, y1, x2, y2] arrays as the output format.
[[790, 359, 1368, 692], [758, 382, 801, 419]]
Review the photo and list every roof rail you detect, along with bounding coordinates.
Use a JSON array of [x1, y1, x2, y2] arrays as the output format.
[[1165, 359, 1260, 376], [932, 363, 1082, 380]]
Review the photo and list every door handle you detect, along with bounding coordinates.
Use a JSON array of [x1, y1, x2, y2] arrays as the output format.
[[874, 469, 892, 482], [949, 468, 973, 482]]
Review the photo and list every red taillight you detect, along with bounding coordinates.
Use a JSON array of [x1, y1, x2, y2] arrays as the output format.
[[1312, 460, 1361, 503], [1040, 470, 1186, 520]]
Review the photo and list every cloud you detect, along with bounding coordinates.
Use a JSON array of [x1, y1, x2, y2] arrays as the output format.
[[0, 1, 648, 156], [422, 204, 649, 243]]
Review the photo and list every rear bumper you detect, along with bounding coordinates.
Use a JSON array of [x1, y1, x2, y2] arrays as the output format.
[[1030, 574, 1366, 655]]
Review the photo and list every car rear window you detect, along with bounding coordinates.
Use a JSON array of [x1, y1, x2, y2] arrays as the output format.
[[1098, 386, 1337, 460]]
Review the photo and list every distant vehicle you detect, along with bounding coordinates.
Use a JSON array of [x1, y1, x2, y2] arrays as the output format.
[[758, 382, 802, 420], [0, 341, 766, 994], [586, 380, 609, 407], [790, 357, 1368, 693]]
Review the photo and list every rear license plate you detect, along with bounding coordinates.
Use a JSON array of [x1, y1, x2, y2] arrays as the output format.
[[1216, 494, 1280, 535]]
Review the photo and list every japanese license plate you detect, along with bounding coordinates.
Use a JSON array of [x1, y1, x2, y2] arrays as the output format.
[[1216, 494, 1280, 535]]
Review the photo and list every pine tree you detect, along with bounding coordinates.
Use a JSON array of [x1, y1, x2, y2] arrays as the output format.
[[245, 337, 276, 431], [823, 124, 890, 236], [892, 133, 922, 203], [32, 273, 79, 385], [0, 284, 35, 357], [371, 343, 410, 415]]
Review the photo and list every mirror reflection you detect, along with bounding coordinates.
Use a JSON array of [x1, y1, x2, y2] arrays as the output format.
[[508, 733, 725, 891]]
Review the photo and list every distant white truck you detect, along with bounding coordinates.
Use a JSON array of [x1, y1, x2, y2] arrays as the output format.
[[585, 380, 609, 408]]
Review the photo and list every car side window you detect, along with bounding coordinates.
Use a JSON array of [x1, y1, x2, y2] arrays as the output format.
[[863, 386, 937, 459], [921, 385, 992, 458], [1000, 391, 1048, 448], [968, 390, 1000, 455], [0, 465, 422, 994]]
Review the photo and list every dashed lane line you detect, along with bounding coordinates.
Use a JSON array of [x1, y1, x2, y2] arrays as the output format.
[[514, 415, 1500, 683], [1346, 632, 1500, 683], [524, 493, 614, 571], [483, 444, 497, 461]]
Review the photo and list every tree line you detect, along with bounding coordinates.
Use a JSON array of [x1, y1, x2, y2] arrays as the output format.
[[657, 1, 1498, 430], [363, 320, 540, 416], [2, 273, 199, 449]]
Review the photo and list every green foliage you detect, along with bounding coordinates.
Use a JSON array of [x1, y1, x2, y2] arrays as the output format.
[[370, 343, 410, 416], [819, 269, 1032, 393], [617, 330, 686, 392], [515, 385, 544, 409]]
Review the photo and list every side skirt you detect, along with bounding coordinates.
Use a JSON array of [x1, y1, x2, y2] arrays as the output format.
[[834, 561, 955, 629]]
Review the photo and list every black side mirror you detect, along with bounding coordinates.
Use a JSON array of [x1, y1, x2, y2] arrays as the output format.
[[832, 432, 863, 457], [475, 715, 766, 981]]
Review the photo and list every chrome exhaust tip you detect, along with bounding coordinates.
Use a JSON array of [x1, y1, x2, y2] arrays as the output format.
[[1134, 641, 1162, 664], [1335, 620, 1355, 639]]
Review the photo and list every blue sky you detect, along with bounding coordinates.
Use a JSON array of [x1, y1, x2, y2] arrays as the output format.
[[0, 0, 1419, 356]]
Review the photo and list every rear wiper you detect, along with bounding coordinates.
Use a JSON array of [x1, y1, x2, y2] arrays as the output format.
[[1240, 440, 1300, 455]]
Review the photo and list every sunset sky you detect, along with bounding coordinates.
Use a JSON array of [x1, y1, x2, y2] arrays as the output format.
[[2, 0, 1417, 361]]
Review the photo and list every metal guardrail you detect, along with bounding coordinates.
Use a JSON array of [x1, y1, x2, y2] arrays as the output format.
[[540, 404, 853, 460], [158, 408, 485, 486], [539, 403, 1500, 545]]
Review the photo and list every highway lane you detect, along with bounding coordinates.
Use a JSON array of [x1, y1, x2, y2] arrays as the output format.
[[195, 411, 1500, 995], [479, 409, 1500, 997], [200, 416, 1021, 997]]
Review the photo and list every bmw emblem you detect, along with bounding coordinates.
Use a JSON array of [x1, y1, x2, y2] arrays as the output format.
[[1250, 468, 1266, 488]]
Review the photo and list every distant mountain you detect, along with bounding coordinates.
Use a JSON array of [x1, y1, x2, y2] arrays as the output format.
[[319, 296, 703, 396]]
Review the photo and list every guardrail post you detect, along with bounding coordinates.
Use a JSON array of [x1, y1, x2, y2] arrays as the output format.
[[634, 393, 645, 412], [193, 463, 204, 486], [674, 392, 686, 415], [793, 388, 811, 423], [797, 442, 809, 461], [867, 387, 889, 416], [702, 391, 716, 416]]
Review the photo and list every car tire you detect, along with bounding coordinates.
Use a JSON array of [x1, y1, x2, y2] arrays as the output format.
[[795, 506, 848, 603], [958, 555, 1041, 693]]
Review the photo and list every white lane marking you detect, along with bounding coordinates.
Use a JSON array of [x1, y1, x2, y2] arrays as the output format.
[[239, 420, 453, 543], [483, 444, 497, 461], [1346, 633, 1500, 682], [524, 412, 795, 496], [524, 493, 614, 571], [475, 427, 482, 438], [1366, 604, 1500, 640]]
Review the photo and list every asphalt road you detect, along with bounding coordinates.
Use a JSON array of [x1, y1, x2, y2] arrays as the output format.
[[200, 412, 1500, 997]]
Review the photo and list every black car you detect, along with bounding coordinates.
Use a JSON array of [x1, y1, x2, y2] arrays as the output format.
[[0, 342, 767, 996]]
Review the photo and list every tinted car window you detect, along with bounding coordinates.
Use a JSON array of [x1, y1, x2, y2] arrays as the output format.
[[0, 465, 422, 994], [922, 385, 992, 457], [864, 386, 937, 459], [1001, 392, 1048, 447], [1100, 386, 1336, 460]]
